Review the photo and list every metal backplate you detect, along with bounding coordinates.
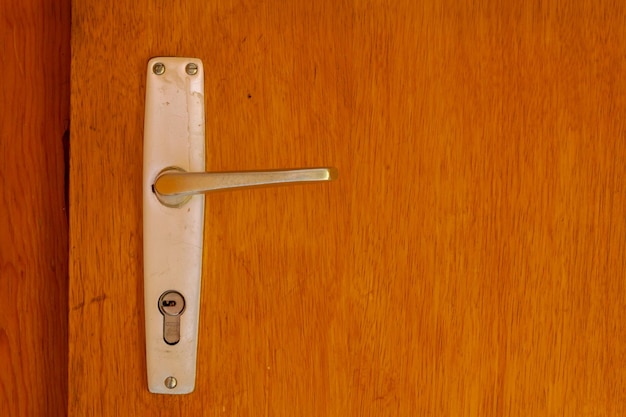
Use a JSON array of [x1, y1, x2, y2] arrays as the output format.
[[143, 57, 205, 394]]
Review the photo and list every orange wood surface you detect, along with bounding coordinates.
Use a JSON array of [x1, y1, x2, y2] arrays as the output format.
[[0, 1, 70, 416], [70, 0, 626, 415]]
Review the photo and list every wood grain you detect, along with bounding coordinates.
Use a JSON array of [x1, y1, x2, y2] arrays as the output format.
[[0, 0, 70, 416], [70, 0, 626, 415]]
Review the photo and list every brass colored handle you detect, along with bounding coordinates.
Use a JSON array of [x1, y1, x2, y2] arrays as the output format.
[[153, 167, 338, 207]]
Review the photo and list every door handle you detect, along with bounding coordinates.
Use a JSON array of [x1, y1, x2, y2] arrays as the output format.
[[153, 167, 338, 207], [143, 57, 337, 394]]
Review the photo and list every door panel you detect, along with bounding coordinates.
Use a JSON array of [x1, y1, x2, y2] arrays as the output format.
[[70, 0, 626, 415], [1, 1, 69, 416]]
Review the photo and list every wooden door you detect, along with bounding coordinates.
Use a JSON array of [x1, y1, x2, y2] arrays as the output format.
[[1, 1, 69, 416], [70, 0, 626, 415]]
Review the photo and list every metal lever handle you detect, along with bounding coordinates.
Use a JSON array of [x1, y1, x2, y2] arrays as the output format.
[[143, 57, 338, 394], [153, 167, 338, 206]]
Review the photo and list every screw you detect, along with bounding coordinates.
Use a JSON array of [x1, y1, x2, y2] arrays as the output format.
[[185, 63, 198, 75], [152, 62, 165, 75], [164, 376, 177, 389]]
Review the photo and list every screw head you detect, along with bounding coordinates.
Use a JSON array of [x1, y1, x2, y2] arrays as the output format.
[[164, 376, 177, 389], [152, 62, 165, 75], [185, 63, 198, 75]]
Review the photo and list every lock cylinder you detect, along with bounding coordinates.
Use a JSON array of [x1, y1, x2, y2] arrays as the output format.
[[158, 290, 186, 345]]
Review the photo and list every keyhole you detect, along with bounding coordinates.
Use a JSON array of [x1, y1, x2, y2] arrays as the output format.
[[158, 290, 185, 345]]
